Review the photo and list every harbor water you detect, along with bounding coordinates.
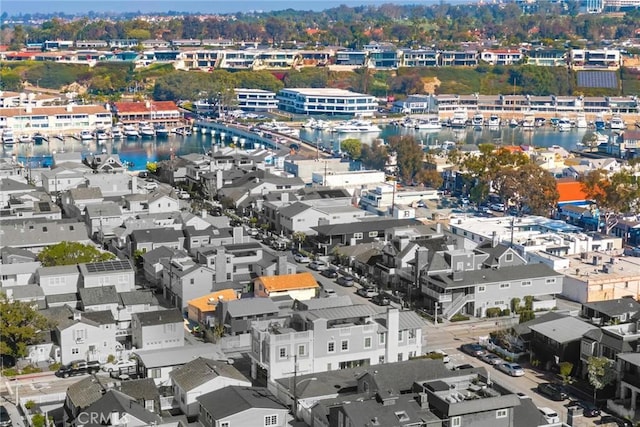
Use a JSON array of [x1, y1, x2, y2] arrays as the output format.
[[2, 124, 601, 172]]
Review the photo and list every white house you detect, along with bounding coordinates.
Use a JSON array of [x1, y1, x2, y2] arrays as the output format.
[[56, 310, 118, 364], [131, 308, 184, 351]]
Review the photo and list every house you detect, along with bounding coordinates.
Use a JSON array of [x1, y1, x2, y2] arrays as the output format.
[[0, 178, 35, 207], [148, 192, 180, 214], [85, 202, 124, 239], [161, 258, 216, 310], [197, 386, 289, 427], [56, 309, 119, 364], [141, 246, 177, 285], [83, 154, 127, 173], [277, 201, 369, 235], [118, 290, 161, 324], [250, 306, 425, 381], [187, 289, 239, 327], [79, 285, 120, 315], [581, 297, 640, 325], [78, 259, 135, 293], [129, 228, 185, 257], [612, 353, 640, 420], [1, 246, 38, 264], [253, 272, 319, 300], [215, 297, 281, 336], [61, 187, 104, 218], [37, 264, 81, 296], [581, 321, 640, 381], [0, 260, 40, 287], [131, 308, 184, 350], [0, 220, 91, 252], [40, 166, 88, 194], [3, 284, 45, 308], [135, 343, 227, 386], [2, 191, 62, 221], [170, 357, 251, 417], [529, 315, 598, 372], [70, 389, 161, 427]]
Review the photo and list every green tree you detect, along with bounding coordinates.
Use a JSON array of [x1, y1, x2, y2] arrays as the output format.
[[292, 231, 307, 251], [518, 310, 535, 323], [361, 140, 389, 171], [510, 297, 521, 314], [388, 135, 424, 183], [0, 293, 51, 358], [340, 138, 362, 159], [37, 241, 115, 267], [415, 169, 443, 189], [587, 356, 617, 404], [559, 361, 574, 385]]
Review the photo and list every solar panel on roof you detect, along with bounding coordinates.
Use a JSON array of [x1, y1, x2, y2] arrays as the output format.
[[39, 202, 51, 212], [577, 71, 618, 89], [85, 260, 131, 273]]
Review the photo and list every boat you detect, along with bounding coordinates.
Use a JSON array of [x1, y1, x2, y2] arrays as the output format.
[[594, 114, 606, 131], [95, 127, 110, 142], [174, 126, 192, 136], [609, 114, 625, 130], [111, 126, 123, 139], [557, 117, 572, 132], [450, 108, 468, 129], [123, 125, 140, 138], [509, 118, 519, 128], [593, 131, 609, 144], [415, 117, 442, 131], [139, 122, 156, 138], [79, 129, 94, 141], [18, 134, 32, 143], [534, 117, 546, 127], [2, 129, 15, 146], [471, 113, 484, 127], [487, 115, 501, 127], [154, 124, 169, 138], [521, 112, 535, 130], [333, 120, 381, 133], [575, 113, 588, 129], [33, 132, 47, 144]]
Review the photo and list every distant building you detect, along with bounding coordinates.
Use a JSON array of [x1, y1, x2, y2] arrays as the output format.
[[277, 88, 377, 117]]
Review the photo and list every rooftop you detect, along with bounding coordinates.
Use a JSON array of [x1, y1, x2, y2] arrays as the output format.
[[529, 316, 598, 344], [562, 252, 640, 280], [256, 272, 319, 292]]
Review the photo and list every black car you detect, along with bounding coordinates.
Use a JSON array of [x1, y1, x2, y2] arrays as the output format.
[[336, 275, 355, 287], [537, 383, 568, 401], [568, 400, 600, 417], [371, 294, 391, 306], [55, 359, 101, 378], [0, 406, 10, 427], [453, 364, 475, 371], [320, 268, 339, 279]]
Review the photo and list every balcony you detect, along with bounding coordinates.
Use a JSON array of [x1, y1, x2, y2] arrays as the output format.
[[422, 287, 453, 303]]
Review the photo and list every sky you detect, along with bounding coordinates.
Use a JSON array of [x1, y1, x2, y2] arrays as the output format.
[[2, 0, 448, 16]]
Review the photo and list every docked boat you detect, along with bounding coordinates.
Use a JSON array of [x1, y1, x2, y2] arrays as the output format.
[[609, 114, 625, 130], [534, 117, 546, 127], [487, 115, 501, 127], [174, 126, 192, 136], [95, 127, 110, 142], [333, 120, 381, 133], [557, 117, 572, 132], [415, 117, 442, 131], [155, 124, 169, 138], [2, 129, 15, 146], [471, 113, 484, 127], [111, 126, 123, 139], [33, 132, 47, 144], [139, 122, 156, 138], [521, 112, 535, 130], [593, 131, 609, 144], [79, 129, 94, 141], [509, 118, 519, 128], [594, 114, 606, 131], [123, 125, 140, 138], [18, 134, 32, 143], [575, 113, 588, 129], [450, 108, 468, 129]]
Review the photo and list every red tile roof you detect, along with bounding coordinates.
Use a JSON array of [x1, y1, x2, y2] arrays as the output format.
[[256, 272, 319, 292], [557, 179, 588, 203], [114, 101, 179, 114]]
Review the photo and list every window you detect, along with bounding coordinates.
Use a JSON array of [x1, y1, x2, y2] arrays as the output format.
[[369, 231, 378, 237], [220, 422, 229, 427], [353, 232, 363, 239], [341, 340, 349, 351], [398, 330, 404, 342], [521, 280, 532, 287], [495, 300, 505, 305], [499, 283, 510, 289], [71, 348, 79, 355], [496, 409, 508, 419], [379, 333, 385, 344], [298, 344, 306, 356], [505, 253, 513, 262], [451, 416, 462, 427], [190, 278, 195, 285], [328, 341, 335, 353], [546, 278, 556, 284], [364, 337, 372, 349], [264, 415, 278, 426], [478, 285, 486, 292], [279, 347, 287, 359], [409, 329, 416, 339]]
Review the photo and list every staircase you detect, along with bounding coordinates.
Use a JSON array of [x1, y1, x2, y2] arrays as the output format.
[[443, 294, 474, 320]]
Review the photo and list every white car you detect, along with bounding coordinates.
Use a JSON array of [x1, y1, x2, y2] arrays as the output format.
[[539, 407, 560, 424], [293, 253, 311, 263], [308, 260, 327, 271], [102, 359, 137, 372], [321, 288, 337, 298], [144, 181, 158, 190], [177, 190, 190, 199], [496, 362, 525, 377]]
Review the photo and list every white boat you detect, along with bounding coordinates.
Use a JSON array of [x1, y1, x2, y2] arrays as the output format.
[[487, 115, 501, 127], [95, 127, 110, 142], [415, 117, 441, 130], [509, 118, 519, 128], [575, 113, 588, 129], [333, 120, 381, 133], [594, 131, 609, 144], [594, 114, 606, 131], [123, 125, 140, 138], [521, 112, 535, 130], [18, 134, 32, 143], [111, 126, 123, 139], [311, 120, 332, 131], [609, 115, 625, 130], [155, 124, 169, 137], [79, 129, 94, 141], [139, 122, 155, 138], [2, 129, 15, 146], [471, 113, 484, 127], [174, 126, 192, 136], [557, 117, 572, 132], [450, 108, 468, 129]]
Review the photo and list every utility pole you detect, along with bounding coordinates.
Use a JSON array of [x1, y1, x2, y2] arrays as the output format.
[[292, 354, 298, 420]]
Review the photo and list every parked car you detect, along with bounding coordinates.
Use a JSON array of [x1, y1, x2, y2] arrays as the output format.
[[568, 400, 600, 417], [371, 294, 391, 306], [0, 406, 11, 427], [102, 358, 137, 373], [480, 353, 503, 365], [460, 343, 485, 357], [453, 364, 475, 371], [539, 407, 560, 424], [293, 253, 311, 263], [308, 260, 327, 271], [537, 383, 568, 401], [321, 268, 339, 279], [321, 288, 337, 298], [356, 286, 378, 298], [600, 415, 633, 427], [56, 360, 101, 378], [336, 275, 355, 287], [496, 362, 525, 377], [177, 190, 190, 199], [144, 181, 158, 190]]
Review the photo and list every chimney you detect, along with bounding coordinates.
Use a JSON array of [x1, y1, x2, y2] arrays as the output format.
[[277, 254, 288, 275], [414, 247, 429, 285], [216, 169, 223, 190], [110, 411, 119, 425], [281, 192, 289, 203], [232, 226, 243, 244], [452, 270, 464, 282], [66, 104, 73, 112], [385, 308, 400, 363], [201, 209, 207, 219], [73, 311, 82, 321], [416, 392, 429, 409], [436, 222, 442, 234], [215, 248, 227, 283], [397, 235, 410, 251], [145, 100, 151, 109], [131, 175, 137, 194], [25, 106, 32, 114], [491, 231, 499, 247]]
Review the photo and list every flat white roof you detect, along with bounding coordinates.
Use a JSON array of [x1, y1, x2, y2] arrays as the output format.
[[280, 88, 372, 97]]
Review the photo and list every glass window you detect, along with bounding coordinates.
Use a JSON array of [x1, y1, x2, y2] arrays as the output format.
[[328, 341, 335, 352]]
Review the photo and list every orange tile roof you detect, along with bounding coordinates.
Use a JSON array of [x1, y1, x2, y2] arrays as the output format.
[[499, 145, 524, 153], [557, 179, 588, 203], [114, 101, 178, 113], [188, 289, 238, 312], [257, 272, 319, 292]]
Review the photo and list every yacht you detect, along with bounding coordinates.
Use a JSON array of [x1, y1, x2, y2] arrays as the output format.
[[33, 132, 47, 144], [521, 112, 535, 130], [557, 117, 572, 132], [18, 134, 32, 143], [593, 131, 609, 144], [609, 115, 625, 130], [471, 113, 484, 127], [509, 118, 519, 128], [594, 114, 606, 131], [575, 113, 588, 129], [333, 120, 381, 133], [154, 124, 169, 138], [415, 117, 442, 131], [139, 122, 156, 138], [450, 108, 468, 129], [174, 126, 192, 136], [123, 125, 140, 138], [111, 126, 123, 139], [95, 127, 110, 142], [79, 129, 94, 141], [2, 129, 15, 146], [487, 115, 501, 127]]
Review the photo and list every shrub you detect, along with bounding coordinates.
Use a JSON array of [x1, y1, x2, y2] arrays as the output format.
[[107, 354, 116, 364], [485, 307, 502, 318], [2, 368, 17, 377], [32, 414, 53, 427], [450, 313, 470, 322], [24, 400, 36, 410], [501, 308, 511, 317], [22, 365, 42, 375], [48, 362, 61, 372]]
